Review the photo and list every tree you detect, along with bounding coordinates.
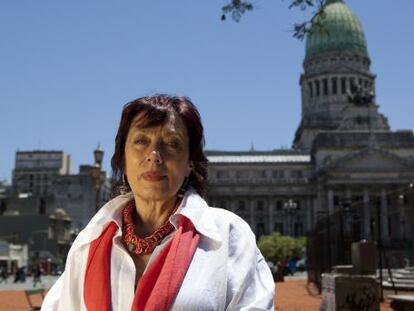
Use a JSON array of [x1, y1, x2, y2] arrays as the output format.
[[221, 0, 329, 39], [257, 232, 306, 264]]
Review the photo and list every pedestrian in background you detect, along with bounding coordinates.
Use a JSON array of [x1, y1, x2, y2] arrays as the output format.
[[0, 267, 8, 284]]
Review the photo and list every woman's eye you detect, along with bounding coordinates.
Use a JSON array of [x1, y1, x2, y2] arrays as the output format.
[[166, 141, 180, 149], [134, 138, 149, 145]]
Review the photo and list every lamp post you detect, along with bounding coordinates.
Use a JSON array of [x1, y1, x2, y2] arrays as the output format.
[[93, 146, 104, 212], [283, 199, 298, 236]]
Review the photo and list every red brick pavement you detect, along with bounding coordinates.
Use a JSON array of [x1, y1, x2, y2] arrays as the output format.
[[0, 279, 396, 310], [275, 280, 393, 311]]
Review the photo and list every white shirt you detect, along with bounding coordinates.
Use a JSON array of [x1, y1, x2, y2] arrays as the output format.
[[42, 189, 275, 310]]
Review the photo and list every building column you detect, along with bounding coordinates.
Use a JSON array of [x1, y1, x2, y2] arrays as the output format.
[[380, 189, 389, 242], [249, 198, 255, 234], [312, 197, 318, 227], [346, 76, 351, 93], [363, 188, 371, 239], [305, 196, 312, 232], [268, 198, 273, 235], [328, 75, 332, 97], [328, 189, 334, 214]]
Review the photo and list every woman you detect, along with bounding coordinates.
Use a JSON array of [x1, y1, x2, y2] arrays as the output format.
[[42, 95, 275, 310]]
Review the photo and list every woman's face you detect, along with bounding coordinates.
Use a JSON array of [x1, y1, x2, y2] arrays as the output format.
[[124, 112, 192, 203]]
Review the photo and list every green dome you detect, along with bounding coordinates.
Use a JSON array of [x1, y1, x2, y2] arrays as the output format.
[[305, 0, 368, 60]]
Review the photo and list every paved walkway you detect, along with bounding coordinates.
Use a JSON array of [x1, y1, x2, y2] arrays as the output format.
[[0, 276, 398, 310], [275, 279, 393, 310]]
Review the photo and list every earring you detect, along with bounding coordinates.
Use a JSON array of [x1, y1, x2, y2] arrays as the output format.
[[119, 174, 129, 195], [177, 176, 189, 198]]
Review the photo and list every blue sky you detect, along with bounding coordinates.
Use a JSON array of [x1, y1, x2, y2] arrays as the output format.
[[1, 0, 413, 182]]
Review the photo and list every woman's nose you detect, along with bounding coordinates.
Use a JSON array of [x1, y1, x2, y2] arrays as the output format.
[[146, 150, 163, 164]]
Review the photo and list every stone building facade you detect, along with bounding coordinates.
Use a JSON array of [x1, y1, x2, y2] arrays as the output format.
[[12, 150, 71, 196], [206, 0, 414, 253]]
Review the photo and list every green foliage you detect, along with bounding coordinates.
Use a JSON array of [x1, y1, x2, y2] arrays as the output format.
[[220, 0, 329, 40], [221, 0, 254, 22], [257, 232, 306, 264]]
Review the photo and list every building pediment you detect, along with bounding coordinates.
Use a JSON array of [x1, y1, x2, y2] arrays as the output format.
[[317, 147, 414, 173]]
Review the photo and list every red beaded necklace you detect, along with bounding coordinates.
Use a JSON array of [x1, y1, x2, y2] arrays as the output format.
[[122, 199, 180, 255]]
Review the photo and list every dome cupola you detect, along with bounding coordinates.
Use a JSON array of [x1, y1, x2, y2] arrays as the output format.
[[305, 0, 368, 60]]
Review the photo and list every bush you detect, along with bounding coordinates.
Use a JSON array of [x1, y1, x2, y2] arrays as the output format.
[[258, 232, 306, 264]]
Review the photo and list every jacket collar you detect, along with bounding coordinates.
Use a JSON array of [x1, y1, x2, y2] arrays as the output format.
[[69, 188, 222, 254], [171, 188, 222, 243]]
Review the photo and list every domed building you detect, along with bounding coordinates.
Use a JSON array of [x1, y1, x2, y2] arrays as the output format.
[[294, 0, 389, 149], [206, 0, 414, 268]]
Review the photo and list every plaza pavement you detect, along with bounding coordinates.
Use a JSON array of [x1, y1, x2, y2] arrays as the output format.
[[0, 273, 394, 310]]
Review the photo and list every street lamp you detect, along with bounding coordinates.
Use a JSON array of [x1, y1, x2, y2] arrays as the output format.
[[283, 199, 298, 236], [92, 146, 104, 212], [94, 145, 104, 167]]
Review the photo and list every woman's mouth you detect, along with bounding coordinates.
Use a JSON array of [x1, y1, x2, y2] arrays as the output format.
[[142, 172, 166, 182]]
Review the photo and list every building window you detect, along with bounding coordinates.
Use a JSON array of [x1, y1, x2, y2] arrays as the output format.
[[276, 200, 283, 210], [236, 170, 248, 179], [370, 218, 375, 236], [341, 78, 347, 94], [291, 170, 303, 178], [238, 200, 246, 212], [216, 170, 229, 179], [332, 77, 338, 94], [255, 170, 267, 179], [272, 170, 284, 178], [334, 196, 339, 207], [257, 223, 266, 237], [294, 222, 304, 237], [315, 80, 320, 97], [308, 82, 313, 98], [323, 78, 328, 95], [257, 200, 264, 211], [358, 78, 363, 87], [274, 222, 284, 235]]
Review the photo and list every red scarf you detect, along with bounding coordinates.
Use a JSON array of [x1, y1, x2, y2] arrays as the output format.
[[84, 216, 200, 311]]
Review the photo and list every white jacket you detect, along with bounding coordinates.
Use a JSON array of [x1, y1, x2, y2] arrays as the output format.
[[42, 189, 275, 310]]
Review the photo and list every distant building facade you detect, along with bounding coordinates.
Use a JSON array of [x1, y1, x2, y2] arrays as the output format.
[[1, 147, 111, 267], [6, 148, 110, 231], [0, 240, 28, 274], [12, 150, 71, 196]]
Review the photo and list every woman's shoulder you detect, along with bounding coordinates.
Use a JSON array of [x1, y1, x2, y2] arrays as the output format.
[[207, 206, 248, 225], [205, 205, 256, 241]]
